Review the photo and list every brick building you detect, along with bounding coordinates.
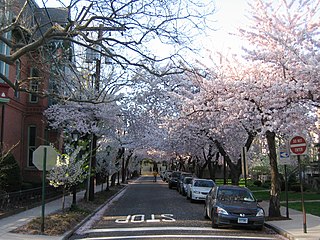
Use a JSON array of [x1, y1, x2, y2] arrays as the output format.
[[0, 0, 69, 184]]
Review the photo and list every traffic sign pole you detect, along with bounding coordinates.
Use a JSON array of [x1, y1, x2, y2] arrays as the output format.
[[284, 164, 289, 219], [41, 147, 47, 234], [289, 135, 307, 233], [32, 145, 58, 234], [298, 155, 307, 233]]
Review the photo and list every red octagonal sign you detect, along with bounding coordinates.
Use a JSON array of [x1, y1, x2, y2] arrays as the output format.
[[289, 136, 307, 156]]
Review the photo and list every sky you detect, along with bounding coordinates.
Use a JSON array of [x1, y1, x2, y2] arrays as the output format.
[[211, 0, 248, 51], [36, 0, 249, 65], [36, 0, 248, 49]]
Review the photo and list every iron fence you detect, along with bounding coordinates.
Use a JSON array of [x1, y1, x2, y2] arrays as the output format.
[[0, 186, 62, 211]]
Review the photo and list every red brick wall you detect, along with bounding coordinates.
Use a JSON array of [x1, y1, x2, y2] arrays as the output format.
[[1, 54, 62, 184]]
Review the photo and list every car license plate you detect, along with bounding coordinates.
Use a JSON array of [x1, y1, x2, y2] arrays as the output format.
[[238, 217, 248, 224]]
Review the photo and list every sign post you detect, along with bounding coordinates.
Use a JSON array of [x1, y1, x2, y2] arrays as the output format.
[[289, 135, 307, 234], [279, 148, 290, 218], [241, 147, 248, 187], [32, 145, 58, 234], [41, 148, 47, 233]]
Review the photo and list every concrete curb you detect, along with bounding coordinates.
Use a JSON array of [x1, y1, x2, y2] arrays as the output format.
[[61, 184, 128, 240], [264, 222, 295, 240]]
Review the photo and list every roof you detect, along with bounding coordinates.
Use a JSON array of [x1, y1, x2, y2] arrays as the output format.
[[34, 7, 69, 36], [35, 8, 69, 26], [218, 185, 249, 190]]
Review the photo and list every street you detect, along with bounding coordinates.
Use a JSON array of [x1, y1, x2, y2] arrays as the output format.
[[68, 176, 288, 240]]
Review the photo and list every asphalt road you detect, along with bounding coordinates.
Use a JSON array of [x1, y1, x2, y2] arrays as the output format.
[[68, 176, 288, 240]]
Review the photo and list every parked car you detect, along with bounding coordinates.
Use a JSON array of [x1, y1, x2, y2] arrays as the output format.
[[168, 171, 182, 189], [204, 185, 265, 230], [177, 172, 193, 194], [186, 178, 215, 202], [180, 176, 193, 196], [160, 171, 166, 180], [163, 170, 172, 182]]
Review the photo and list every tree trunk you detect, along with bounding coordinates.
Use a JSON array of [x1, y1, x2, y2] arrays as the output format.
[[123, 150, 134, 182], [89, 134, 97, 201], [106, 174, 110, 191], [266, 130, 282, 217], [198, 161, 207, 178], [214, 139, 241, 185], [62, 188, 66, 212], [212, 129, 256, 185], [205, 144, 216, 180], [121, 155, 125, 183], [229, 159, 242, 185], [110, 173, 117, 187]]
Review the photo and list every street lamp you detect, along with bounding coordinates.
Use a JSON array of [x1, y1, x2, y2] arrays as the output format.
[[72, 130, 80, 142], [71, 130, 80, 207], [0, 93, 10, 154]]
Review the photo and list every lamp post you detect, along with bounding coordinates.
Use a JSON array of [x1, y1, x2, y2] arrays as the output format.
[[0, 93, 10, 154], [71, 130, 80, 207], [315, 143, 320, 189]]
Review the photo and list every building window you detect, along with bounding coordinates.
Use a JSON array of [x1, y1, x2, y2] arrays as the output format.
[[14, 59, 21, 98], [28, 125, 36, 167], [29, 68, 39, 103], [0, 32, 10, 81]]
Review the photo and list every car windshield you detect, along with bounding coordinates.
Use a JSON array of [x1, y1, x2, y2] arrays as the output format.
[[172, 172, 181, 177], [184, 178, 192, 184], [217, 189, 255, 202], [194, 180, 214, 187]]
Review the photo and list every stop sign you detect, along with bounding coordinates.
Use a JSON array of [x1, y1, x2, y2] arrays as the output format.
[[32, 145, 58, 170], [289, 136, 307, 155]]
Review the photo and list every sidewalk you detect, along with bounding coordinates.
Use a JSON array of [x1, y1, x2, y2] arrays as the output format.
[[260, 201, 320, 240], [0, 187, 320, 240], [0, 184, 111, 240]]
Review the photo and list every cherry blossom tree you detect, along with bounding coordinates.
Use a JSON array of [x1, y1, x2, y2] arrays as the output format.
[[119, 67, 200, 169], [47, 146, 88, 211], [237, 0, 320, 217], [96, 140, 120, 191], [44, 95, 125, 199]]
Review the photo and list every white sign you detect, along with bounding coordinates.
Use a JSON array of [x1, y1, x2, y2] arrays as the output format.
[[32, 145, 58, 171], [279, 148, 291, 165]]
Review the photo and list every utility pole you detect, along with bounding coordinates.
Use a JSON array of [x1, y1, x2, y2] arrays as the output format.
[[88, 24, 103, 201]]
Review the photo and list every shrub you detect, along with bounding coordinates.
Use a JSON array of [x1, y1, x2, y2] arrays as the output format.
[[253, 180, 262, 187], [0, 153, 22, 192], [261, 180, 271, 189], [21, 182, 35, 190], [288, 174, 298, 189], [290, 184, 301, 192]]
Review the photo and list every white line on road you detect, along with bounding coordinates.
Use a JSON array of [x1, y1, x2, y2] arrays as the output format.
[[85, 226, 226, 233], [79, 234, 277, 240]]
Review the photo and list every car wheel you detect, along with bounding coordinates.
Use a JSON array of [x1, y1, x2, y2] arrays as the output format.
[[255, 225, 264, 231], [204, 206, 209, 219], [211, 210, 218, 228], [190, 194, 195, 203]]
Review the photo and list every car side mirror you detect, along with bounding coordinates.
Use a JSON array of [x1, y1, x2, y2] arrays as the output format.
[[256, 199, 262, 203]]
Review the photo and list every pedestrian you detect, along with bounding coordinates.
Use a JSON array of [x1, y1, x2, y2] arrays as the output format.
[[153, 171, 157, 182]]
